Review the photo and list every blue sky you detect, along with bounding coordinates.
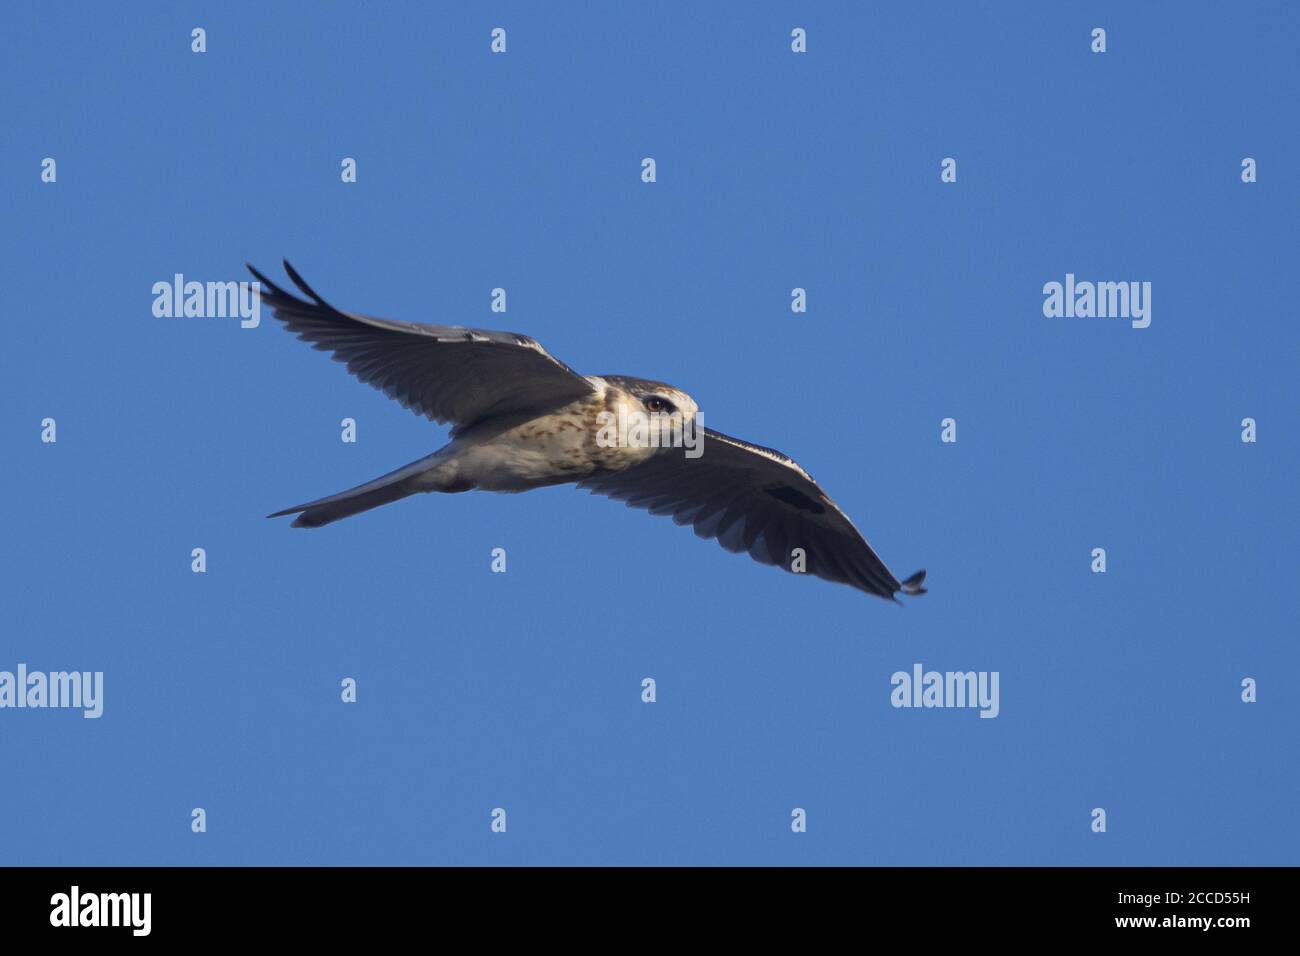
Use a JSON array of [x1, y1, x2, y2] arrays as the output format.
[[2, 1, 1296, 865]]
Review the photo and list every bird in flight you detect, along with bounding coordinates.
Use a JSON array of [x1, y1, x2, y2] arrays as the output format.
[[250, 262, 927, 602]]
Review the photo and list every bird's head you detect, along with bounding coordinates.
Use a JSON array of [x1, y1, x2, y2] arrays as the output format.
[[599, 375, 702, 451]]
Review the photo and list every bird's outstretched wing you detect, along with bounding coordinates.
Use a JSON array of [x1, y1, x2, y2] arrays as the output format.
[[578, 428, 926, 601], [248, 261, 596, 434]]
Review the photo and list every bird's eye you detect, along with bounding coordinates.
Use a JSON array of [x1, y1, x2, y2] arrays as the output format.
[[645, 396, 675, 413]]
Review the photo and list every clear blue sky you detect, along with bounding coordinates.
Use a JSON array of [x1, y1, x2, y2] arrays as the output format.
[[2, 1, 1296, 865]]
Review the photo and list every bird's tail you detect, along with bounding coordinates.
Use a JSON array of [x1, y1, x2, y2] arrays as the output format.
[[268, 451, 444, 528]]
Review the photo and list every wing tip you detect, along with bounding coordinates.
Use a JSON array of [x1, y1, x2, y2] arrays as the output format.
[[246, 261, 290, 299], [282, 259, 323, 304], [899, 569, 928, 596]]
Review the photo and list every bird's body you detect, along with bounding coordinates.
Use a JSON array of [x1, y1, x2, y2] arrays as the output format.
[[429, 378, 666, 492], [251, 262, 926, 602]]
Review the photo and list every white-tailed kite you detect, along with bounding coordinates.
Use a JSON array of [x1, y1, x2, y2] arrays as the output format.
[[250, 262, 926, 602]]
